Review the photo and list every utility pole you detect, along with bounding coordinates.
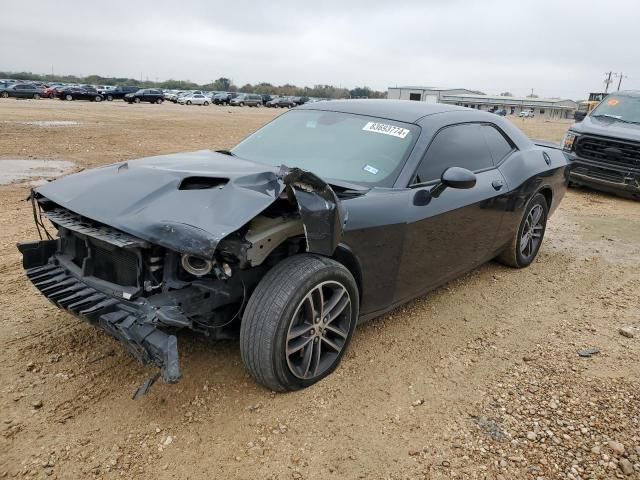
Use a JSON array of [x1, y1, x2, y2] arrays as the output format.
[[614, 72, 627, 91], [604, 71, 614, 93]]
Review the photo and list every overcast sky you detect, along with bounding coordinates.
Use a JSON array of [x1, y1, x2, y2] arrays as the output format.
[[1, 0, 637, 99]]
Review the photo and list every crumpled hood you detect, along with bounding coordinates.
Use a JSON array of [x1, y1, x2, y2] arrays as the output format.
[[571, 116, 640, 143], [36, 150, 345, 258]]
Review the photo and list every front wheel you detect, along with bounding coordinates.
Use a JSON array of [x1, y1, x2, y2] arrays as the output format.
[[94, 95, 102, 102], [186, 100, 192, 105], [134, 97, 141, 104], [106, 95, 113, 101], [1, 92, 8, 98], [203, 101, 209, 106], [240, 255, 359, 392], [156, 98, 163, 104], [65, 94, 73, 101], [496, 193, 548, 268]]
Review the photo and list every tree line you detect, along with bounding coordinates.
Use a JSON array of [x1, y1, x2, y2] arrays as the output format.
[[0, 72, 386, 99]]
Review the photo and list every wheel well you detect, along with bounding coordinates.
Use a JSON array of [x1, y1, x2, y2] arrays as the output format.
[[331, 246, 363, 305], [539, 187, 552, 209]]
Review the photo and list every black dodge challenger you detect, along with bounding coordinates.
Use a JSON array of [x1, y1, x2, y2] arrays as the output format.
[[19, 100, 568, 392]]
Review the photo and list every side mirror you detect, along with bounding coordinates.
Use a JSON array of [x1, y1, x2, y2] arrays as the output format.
[[431, 167, 477, 198], [574, 111, 587, 122]]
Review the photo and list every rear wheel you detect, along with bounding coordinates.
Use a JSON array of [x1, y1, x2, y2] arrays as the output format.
[[186, 100, 192, 105], [33, 93, 40, 100], [65, 94, 73, 101], [240, 255, 359, 392], [156, 98, 163, 104], [203, 101, 209, 106], [106, 95, 113, 101], [497, 193, 548, 268], [94, 95, 102, 102], [1, 91, 9, 98]]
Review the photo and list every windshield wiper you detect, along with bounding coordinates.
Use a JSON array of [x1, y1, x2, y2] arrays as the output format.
[[323, 178, 370, 193], [592, 114, 640, 125]]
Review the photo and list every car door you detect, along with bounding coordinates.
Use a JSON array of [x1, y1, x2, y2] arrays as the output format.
[[15, 85, 28, 98], [395, 123, 508, 302]]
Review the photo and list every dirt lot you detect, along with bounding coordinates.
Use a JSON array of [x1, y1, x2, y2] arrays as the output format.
[[1, 100, 639, 480]]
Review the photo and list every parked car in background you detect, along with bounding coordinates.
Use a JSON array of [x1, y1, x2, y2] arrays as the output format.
[[562, 91, 640, 200], [519, 110, 534, 118], [230, 93, 263, 107], [42, 85, 61, 98], [164, 90, 183, 102], [104, 86, 139, 101], [0, 83, 45, 99], [276, 96, 297, 108], [213, 92, 239, 105], [178, 93, 210, 106], [265, 96, 281, 107], [124, 89, 164, 104], [56, 86, 104, 102]]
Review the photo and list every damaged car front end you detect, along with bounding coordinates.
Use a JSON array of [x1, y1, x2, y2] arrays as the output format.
[[19, 151, 346, 387]]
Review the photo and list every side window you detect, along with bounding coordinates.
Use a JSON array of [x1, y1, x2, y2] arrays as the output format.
[[481, 125, 514, 164], [412, 124, 494, 184]]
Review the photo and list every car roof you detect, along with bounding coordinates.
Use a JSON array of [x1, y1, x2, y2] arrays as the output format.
[[299, 99, 468, 123]]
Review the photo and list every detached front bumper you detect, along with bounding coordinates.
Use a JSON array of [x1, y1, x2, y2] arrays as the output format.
[[18, 240, 181, 384], [568, 157, 640, 199]]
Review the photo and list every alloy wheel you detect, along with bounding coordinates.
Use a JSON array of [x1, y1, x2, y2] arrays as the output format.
[[286, 281, 352, 380], [520, 204, 544, 259]]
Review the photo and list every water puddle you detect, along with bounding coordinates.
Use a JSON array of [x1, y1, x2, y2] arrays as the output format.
[[0, 159, 75, 185], [3, 120, 82, 127]]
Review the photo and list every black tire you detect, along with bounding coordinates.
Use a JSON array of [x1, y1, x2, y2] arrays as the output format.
[[240, 254, 359, 392], [203, 101, 209, 106], [497, 193, 548, 268], [134, 97, 141, 104], [156, 98, 163, 104], [95, 95, 102, 102], [1, 92, 8, 98], [65, 94, 73, 101], [33, 93, 40, 100], [106, 95, 113, 101]]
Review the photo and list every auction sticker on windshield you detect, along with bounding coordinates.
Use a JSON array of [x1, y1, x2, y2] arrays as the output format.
[[362, 122, 410, 139]]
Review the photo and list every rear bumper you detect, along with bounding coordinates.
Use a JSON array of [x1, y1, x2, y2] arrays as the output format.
[[18, 240, 181, 383], [568, 156, 640, 199]]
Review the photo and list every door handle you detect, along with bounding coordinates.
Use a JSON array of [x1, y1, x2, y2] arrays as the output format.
[[492, 179, 504, 191]]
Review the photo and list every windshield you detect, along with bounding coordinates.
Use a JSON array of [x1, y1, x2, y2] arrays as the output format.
[[231, 109, 419, 187], [591, 95, 640, 124]]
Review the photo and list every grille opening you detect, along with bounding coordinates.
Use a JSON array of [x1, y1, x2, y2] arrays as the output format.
[[576, 136, 640, 168], [179, 177, 228, 190], [91, 243, 139, 287], [72, 236, 87, 268]]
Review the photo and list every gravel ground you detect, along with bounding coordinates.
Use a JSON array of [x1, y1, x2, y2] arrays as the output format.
[[0, 99, 638, 479]]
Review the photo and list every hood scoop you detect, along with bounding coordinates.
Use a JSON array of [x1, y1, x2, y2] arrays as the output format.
[[179, 177, 228, 190]]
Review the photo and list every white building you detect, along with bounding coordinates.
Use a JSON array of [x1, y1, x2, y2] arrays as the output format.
[[440, 93, 577, 119], [387, 86, 483, 103], [387, 86, 577, 119]]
